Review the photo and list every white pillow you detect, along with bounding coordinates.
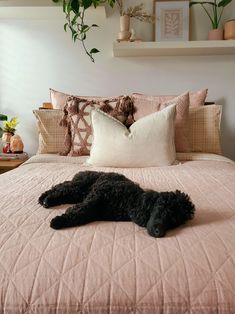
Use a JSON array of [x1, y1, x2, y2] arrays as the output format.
[[87, 104, 176, 168]]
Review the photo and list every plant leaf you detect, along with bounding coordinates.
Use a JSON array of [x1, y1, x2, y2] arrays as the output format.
[[64, 23, 68, 31], [81, 24, 89, 31], [218, 0, 232, 7], [71, 0, 80, 13], [90, 48, 99, 54], [82, 0, 93, 9], [0, 114, 7, 121]]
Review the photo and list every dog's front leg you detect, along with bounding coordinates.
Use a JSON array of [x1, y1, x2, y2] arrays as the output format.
[[39, 181, 85, 208], [50, 196, 101, 230]]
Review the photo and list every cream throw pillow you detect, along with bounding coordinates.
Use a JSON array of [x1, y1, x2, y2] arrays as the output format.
[[87, 105, 176, 168]]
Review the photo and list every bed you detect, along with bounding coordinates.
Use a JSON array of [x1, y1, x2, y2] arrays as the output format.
[[0, 152, 235, 314]]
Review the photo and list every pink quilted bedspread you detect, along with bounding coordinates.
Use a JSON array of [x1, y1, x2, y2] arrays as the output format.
[[0, 154, 235, 314]]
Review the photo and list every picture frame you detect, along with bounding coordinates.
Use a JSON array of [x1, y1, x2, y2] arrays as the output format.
[[153, 0, 190, 42]]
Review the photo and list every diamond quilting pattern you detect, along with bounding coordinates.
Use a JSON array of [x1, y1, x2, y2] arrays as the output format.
[[0, 159, 235, 313]]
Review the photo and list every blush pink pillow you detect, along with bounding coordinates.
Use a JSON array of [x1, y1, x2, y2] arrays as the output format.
[[132, 92, 190, 152], [50, 88, 121, 109], [132, 89, 208, 108]]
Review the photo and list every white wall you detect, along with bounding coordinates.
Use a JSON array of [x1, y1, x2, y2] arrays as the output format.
[[0, 2, 235, 160]]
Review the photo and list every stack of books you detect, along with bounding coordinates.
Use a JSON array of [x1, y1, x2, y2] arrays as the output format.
[[0, 152, 28, 161]]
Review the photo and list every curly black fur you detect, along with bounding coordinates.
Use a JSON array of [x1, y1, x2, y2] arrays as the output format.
[[38, 171, 195, 237]]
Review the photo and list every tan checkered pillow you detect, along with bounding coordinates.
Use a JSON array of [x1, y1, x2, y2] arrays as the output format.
[[33, 109, 68, 154], [189, 105, 222, 154]]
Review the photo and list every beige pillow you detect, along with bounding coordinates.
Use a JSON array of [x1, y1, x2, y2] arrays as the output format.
[[33, 109, 68, 154], [87, 105, 176, 168], [189, 105, 222, 154]]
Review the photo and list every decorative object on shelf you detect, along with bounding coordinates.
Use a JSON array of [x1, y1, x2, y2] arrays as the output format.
[[52, 0, 116, 62], [1, 117, 19, 153], [116, 1, 154, 42], [130, 28, 136, 41], [118, 15, 131, 41], [154, 0, 190, 41], [10, 135, 24, 154], [39, 102, 53, 110], [190, 0, 233, 40], [208, 28, 224, 40], [224, 19, 235, 39]]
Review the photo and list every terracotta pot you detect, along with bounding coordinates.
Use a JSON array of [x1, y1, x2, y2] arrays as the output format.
[[208, 28, 223, 40], [224, 19, 235, 40]]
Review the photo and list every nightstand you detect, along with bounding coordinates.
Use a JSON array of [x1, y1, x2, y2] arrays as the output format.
[[0, 159, 27, 174]]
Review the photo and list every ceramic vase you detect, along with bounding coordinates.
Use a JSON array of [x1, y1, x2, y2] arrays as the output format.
[[208, 29, 223, 40], [118, 15, 131, 41], [224, 19, 235, 40], [2, 132, 13, 153]]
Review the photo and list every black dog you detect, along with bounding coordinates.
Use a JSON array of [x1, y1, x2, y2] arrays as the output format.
[[38, 171, 195, 237]]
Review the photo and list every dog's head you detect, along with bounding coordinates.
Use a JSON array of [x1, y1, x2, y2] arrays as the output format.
[[146, 190, 195, 238]]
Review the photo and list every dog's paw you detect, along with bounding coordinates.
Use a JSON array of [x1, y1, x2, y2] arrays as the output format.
[[41, 196, 58, 208], [38, 192, 49, 206], [50, 215, 67, 229]]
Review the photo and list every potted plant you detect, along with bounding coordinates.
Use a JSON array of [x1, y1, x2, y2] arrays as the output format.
[[190, 0, 233, 40], [1, 117, 19, 153], [52, 0, 116, 62], [116, 1, 154, 41]]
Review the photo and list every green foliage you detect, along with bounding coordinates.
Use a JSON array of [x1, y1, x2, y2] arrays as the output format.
[[190, 0, 233, 29], [52, 0, 116, 62], [0, 114, 8, 138], [0, 114, 8, 121], [3, 117, 19, 135]]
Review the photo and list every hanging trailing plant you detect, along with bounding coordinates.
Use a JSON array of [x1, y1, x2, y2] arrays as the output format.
[[52, 0, 116, 62]]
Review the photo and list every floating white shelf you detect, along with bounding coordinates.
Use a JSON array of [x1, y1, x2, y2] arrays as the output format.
[[113, 41, 235, 57]]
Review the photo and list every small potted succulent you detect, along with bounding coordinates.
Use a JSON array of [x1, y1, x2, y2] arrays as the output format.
[[1, 117, 19, 153], [190, 0, 233, 40]]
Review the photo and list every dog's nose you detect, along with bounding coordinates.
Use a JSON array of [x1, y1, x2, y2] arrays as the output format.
[[148, 224, 166, 238], [154, 226, 165, 238]]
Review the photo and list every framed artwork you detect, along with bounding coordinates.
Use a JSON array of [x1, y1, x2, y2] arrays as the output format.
[[154, 0, 190, 41]]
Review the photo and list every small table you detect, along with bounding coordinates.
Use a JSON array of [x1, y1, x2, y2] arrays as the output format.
[[0, 159, 27, 174]]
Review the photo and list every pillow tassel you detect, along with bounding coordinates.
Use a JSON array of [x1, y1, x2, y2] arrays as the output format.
[[59, 105, 69, 128]]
